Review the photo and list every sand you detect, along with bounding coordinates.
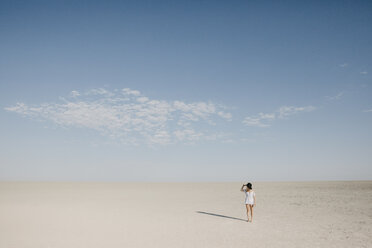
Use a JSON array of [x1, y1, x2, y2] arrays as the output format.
[[0, 181, 371, 248]]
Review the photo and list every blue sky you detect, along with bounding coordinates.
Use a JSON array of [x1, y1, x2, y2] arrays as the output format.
[[1, 0, 371, 181]]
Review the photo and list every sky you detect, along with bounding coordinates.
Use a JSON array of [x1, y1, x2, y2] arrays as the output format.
[[0, 0, 371, 182]]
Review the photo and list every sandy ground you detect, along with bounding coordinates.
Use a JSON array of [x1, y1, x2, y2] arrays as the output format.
[[0, 181, 371, 248]]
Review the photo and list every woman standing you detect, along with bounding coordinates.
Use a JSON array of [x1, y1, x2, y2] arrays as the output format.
[[240, 183, 256, 222]]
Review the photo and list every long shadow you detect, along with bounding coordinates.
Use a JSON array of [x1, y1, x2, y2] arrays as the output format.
[[196, 211, 247, 222]]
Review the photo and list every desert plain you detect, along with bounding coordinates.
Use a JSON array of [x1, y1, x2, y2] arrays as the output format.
[[0, 181, 371, 248]]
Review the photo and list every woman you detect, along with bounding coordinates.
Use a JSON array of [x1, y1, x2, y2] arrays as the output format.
[[240, 183, 256, 222]]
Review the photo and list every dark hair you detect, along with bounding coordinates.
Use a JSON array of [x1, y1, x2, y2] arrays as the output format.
[[246, 183, 252, 189]]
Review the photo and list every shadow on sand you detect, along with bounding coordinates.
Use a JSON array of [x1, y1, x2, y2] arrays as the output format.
[[196, 211, 247, 222]]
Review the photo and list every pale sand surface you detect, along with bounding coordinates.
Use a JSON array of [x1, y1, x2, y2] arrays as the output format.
[[0, 181, 371, 248]]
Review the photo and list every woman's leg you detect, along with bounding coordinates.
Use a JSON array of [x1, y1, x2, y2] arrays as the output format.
[[245, 204, 250, 221], [249, 205, 253, 222]]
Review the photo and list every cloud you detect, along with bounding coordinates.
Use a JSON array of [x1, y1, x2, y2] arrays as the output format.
[[243, 105, 315, 127], [363, 109, 372, 113], [243, 117, 270, 128], [242, 113, 275, 127], [70, 90, 80, 97], [326, 92, 344, 101], [86, 88, 114, 96], [5, 88, 232, 145], [173, 129, 203, 142], [217, 111, 232, 121], [122, 88, 140, 96], [339, 63, 348, 67], [277, 106, 316, 118], [360, 71, 368, 75], [137, 97, 149, 103]]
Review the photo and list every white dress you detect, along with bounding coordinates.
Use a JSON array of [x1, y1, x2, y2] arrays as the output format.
[[244, 189, 255, 205]]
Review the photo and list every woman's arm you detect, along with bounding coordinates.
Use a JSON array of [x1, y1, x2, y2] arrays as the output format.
[[253, 194, 256, 207], [240, 184, 245, 192]]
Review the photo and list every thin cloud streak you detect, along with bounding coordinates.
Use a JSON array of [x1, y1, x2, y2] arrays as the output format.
[[243, 106, 315, 127], [5, 88, 318, 143], [326, 92, 344, 101], [5, 88, 232, 145]]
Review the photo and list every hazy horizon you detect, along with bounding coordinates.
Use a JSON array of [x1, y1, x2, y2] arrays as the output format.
[[1, 0, 371, 181]]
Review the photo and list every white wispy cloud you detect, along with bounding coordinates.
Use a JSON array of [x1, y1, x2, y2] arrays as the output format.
[[360, 71, 368, 75], [278, 106, 315, 118], [5, 88, 232, 145], [326, 92, 344, 101], [217, 111, 232, 121], [173, 129, 203, 142], [242, 113, 275, 127], [86, 88, 114, 96], [243, 105, 315, 127], [122, 88, 140, 96], [69, 90, 80, 97], [339, 63, 348, 68], [136, 97, 149, 103], [363, 109, 372, 113], [243, 117, 270, 128]]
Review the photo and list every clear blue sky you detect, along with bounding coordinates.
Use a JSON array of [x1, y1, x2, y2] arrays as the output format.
[[1, 0, 371, 181]]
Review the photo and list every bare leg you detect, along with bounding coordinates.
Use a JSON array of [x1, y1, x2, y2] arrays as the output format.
[[249, 205, 253, 222], [245, 204, 250, 222]]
